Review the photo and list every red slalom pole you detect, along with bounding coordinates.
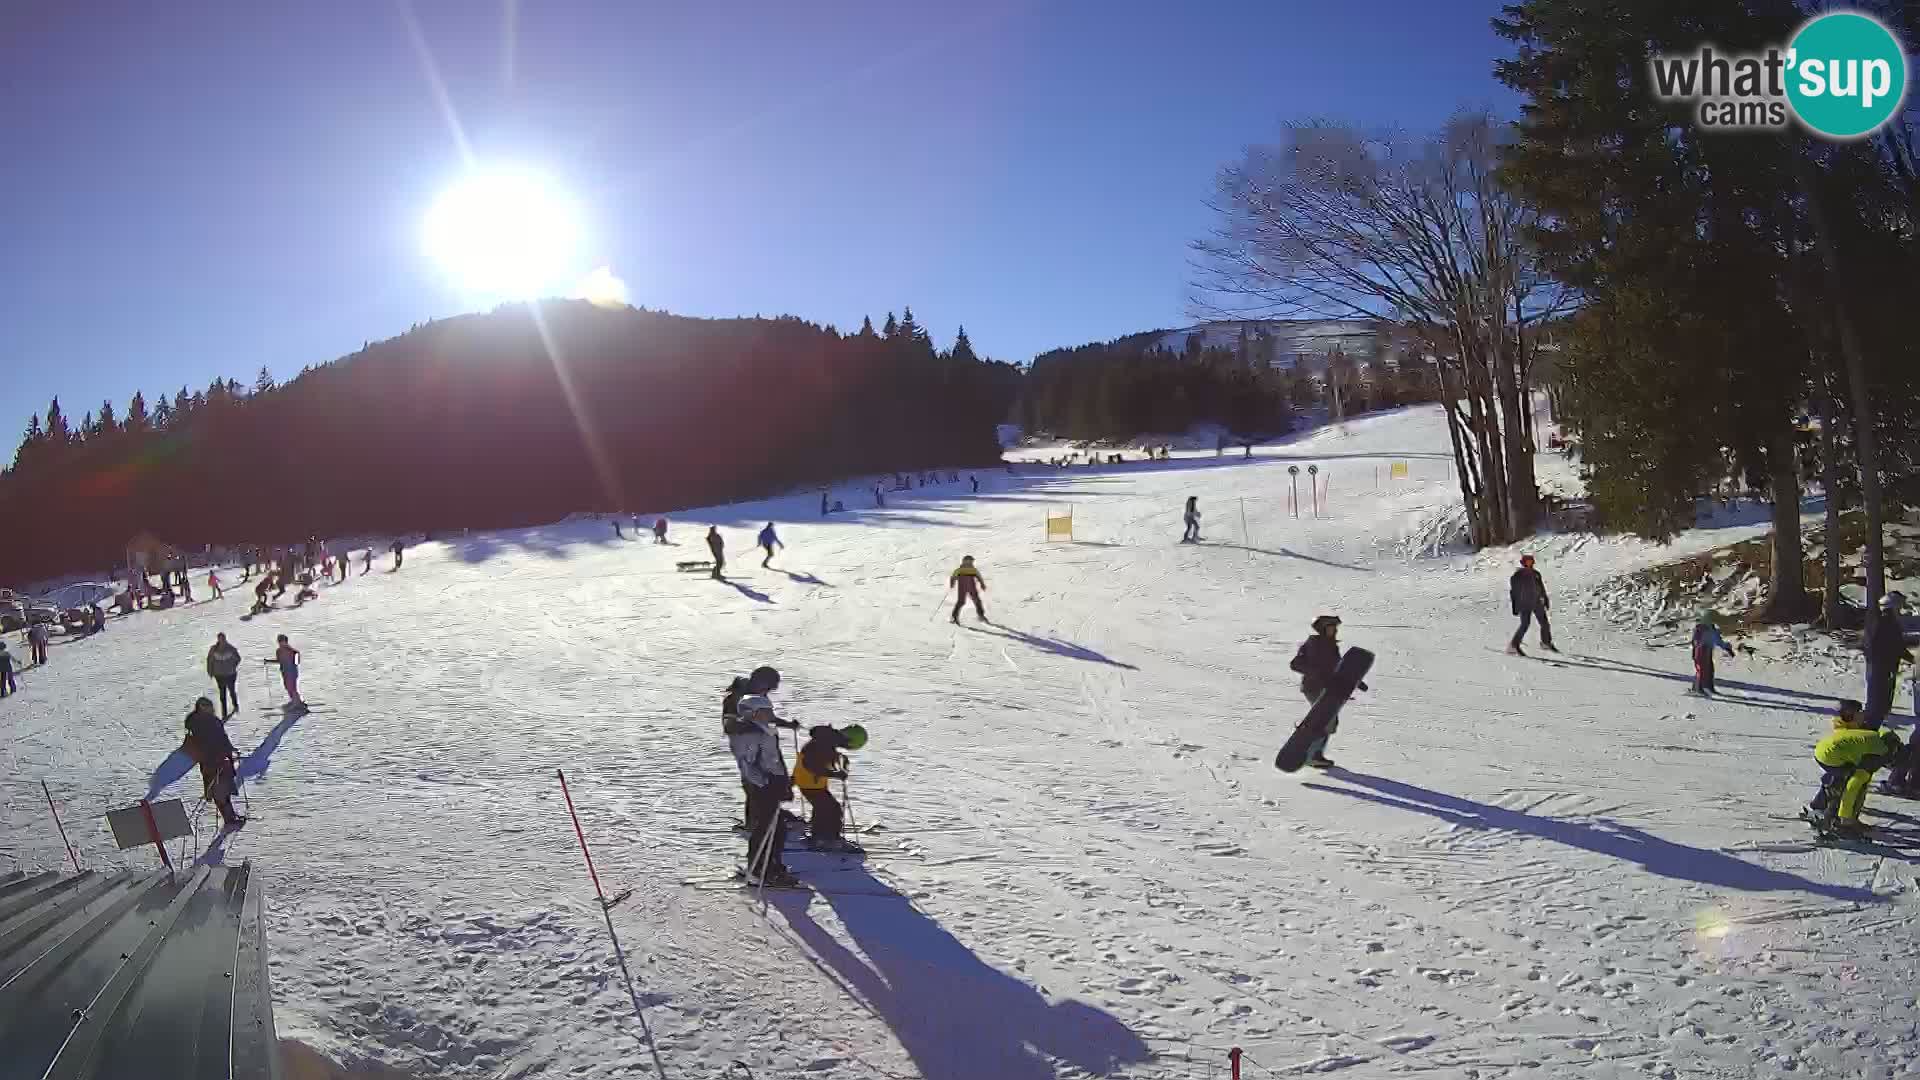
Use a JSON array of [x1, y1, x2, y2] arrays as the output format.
[[42, 781, 80, 873], [1230, 1047, 1243, 1080], [556, 769, 606, 900]]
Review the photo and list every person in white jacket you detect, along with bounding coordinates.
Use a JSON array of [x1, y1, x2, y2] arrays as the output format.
[[729, 689, 797, 885]]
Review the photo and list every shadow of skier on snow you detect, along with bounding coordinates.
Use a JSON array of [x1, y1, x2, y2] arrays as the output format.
[[770, 862, 1151, 1080], [1232, 546, 1374, 573], [1548, 653, 1833, 710], [966, 624, 1138, 669], [1305, 772, 1885, 902], [236, 704, 312, 781], [780, 570, 832, 587], [721, 578, 774, 604]]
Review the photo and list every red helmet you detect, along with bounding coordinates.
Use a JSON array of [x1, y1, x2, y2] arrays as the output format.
[[1520, 554, 1536, 567]]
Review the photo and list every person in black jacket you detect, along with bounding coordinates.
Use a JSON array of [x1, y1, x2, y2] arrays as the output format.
[[183, 697, 245, 827], [1289, 615, 1366, 768], [706, 527, 726, 580], [1507, 554, 1556, 656]]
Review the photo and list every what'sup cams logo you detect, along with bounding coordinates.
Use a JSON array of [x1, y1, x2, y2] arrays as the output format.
[[1651, 11, 1908, 138]]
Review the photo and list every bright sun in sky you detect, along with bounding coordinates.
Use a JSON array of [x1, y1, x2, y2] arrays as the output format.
[[423, 169, 583, 298]]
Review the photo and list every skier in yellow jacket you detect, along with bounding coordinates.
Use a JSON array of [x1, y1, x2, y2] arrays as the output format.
[[1807, 720, 1902, 836], [949, 555, 988, 625]]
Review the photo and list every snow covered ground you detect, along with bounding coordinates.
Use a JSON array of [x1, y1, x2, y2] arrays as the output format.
[[4, 403, 1916, 1079]]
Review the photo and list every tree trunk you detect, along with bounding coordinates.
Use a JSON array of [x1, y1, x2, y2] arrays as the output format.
[[1800, 155, 1887, 610], [1760, 419, 1810, 623], [1494, 335, 1539, 538], [1819, 381, 1842, 628]]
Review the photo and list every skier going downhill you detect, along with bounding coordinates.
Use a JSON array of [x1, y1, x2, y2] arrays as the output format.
[[728, 672, 799, 887], [1289, 615, 1367, 768], [273, 634, 306, 710], [758, 523, 783, 568], [1507, 555, 1555, 655], [1690, 611, 1736, 696], [950, 555, 988, 624]]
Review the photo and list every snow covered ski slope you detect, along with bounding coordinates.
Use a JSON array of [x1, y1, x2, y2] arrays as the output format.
[[4, 404, 1915, 1079]]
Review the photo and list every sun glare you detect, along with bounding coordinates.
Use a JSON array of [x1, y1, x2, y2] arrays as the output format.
[[423, 169, 582, 298]]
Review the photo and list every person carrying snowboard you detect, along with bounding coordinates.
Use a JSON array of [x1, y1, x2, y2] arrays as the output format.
[[1807, 723, 1902, 837], [272, 634, 306, 709], [1507, 554, 1555, 655], [949, 555, 988, 624], [795, 723, 864, 851], [706, 526, 726, 579], [1289, 615, 1366, 768], [1864, 591, 1911, 726], [184, 696, 246, 828], [1182, 496, 1202, 543], [1690, 610, 1735, 695], [729, 680, 799, 887], [206, 632, 243, 718], [757, 523, 783, 568]]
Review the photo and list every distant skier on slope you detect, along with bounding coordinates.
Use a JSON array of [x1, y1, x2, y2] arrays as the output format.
[[971, 475, 980, 494], [949, 555, 988, 624], [612, 516, 624, 540], [1690, 611, 1736, 696], [206, 632, 242, 718], [272, 634, 306, 710], [1506, 554, 1556, 655], [1806, 724, 1902, 837], [758, 523, 783, 568], [1182, 496, 1202, 543], [208, 569, 224, 601], [652, 517, 668, 544], [1289, 615, 1367, 768], [390, 539, 405, 570], [729, 678, 800, 887], [706, 527, 726, 579]]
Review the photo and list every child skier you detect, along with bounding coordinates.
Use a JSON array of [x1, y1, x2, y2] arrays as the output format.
[[795, 724, 864, 851], [272, 634, 306, 710], [1507, 554, 1555, 655], [1182, 497, 1201, 543], [1289, 615, 1367, 768], [706, 527, 726, 579], [1691, 610, 1736, 695], [723, 666, 795, 826], [757, 523, 783, 568], [729, 679, 799, 887], [208, 569, 224, 600], [949, 555, 988, 624], [1807, 723, 1902, 837]]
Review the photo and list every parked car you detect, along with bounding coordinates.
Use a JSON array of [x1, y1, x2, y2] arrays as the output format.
[[0, 598, 24, 632]]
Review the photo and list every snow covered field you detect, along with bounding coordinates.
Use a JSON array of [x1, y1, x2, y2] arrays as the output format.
[[4, 403, 1915, 1079]]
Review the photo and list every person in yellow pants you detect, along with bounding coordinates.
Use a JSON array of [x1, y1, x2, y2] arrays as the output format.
[[1808, 725, 1903, 837]]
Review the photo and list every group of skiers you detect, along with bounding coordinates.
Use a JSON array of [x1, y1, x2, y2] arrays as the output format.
[[720, 665, 870, 887], [178, 632, 307, 830]]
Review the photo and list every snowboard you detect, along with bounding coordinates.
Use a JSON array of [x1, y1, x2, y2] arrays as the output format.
[[676, 560, 716, 573], [1275, 647, 1374, 773]]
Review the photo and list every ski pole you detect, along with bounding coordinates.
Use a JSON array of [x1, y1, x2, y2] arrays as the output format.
[[842, 775, 854, 829]]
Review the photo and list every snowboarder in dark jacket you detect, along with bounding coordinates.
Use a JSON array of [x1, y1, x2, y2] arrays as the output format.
[[1288, 615, 1365, 767], [1507, 555, 1556, 655]]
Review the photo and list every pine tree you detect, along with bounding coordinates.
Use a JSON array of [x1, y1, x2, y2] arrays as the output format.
[[125, 391, 150, 434], [951, 326, 979, 365], [174, 387, 191, 417], [253, 366, 276, 395], [98, 400, 117, 434], [881, 313, 899, 340], [153, 396, 174, 430], [16, 413, 43, 467], [45, 397, 69, 446], [79, 411, 96, 440], [858, 316, 877, 338]]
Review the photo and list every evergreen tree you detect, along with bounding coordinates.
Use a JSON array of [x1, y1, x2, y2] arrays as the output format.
[[152, 395, 174, 431], [16, 413, 43, 467], [45, 398, 69, 446], [881, 313, 899, 340], [951, 326, 979, 365], [857, 315, 877, 338], [97, 400, 117, 434], [253, 366, 276, 395], [125, 391, 150, 434]]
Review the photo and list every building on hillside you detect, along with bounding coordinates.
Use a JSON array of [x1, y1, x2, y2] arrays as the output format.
[[1149, 319, 1399, 374]]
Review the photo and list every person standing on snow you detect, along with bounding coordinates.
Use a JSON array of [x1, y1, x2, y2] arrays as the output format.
[[971, 475, 980, 494], [821, 491, 829, 517], [1506, 554, 1556, 655], [206, 632, 243, 718], [757, 523, 783, 568], [795, 724, 862, 851], [653, 517, 668, 544], [612, 516, 625, 540], [1863, 592, 1911, 727], [27, 621, 50, 667], [183, 697, 246, 828], [208, 568, 225, 601], [1289, 615, 1366, 768], [272, 634, 306, 709], [949, 555, 988, 624], [1182, 496, 1202, 543], [729, 675, 799, 887], [0, 641, 15, 698], [1690, 611, 1736, 695], [706, 527, 726, 579], [390, 539, 405, 570]]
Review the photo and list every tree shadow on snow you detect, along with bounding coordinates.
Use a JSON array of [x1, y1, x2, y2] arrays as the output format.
[[771, 862, 1151, 1080], [1306, 772, 1882, 903], [1554, 653, 1834, 710], [1233, 546, 1374, 573], [967, 624, 1137, 669]]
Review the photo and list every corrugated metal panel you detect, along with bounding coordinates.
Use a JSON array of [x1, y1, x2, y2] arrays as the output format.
[[0, 862, 278, 1080]]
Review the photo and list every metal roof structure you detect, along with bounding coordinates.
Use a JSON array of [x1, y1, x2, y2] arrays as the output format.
[[0, 863, 278, 1080]]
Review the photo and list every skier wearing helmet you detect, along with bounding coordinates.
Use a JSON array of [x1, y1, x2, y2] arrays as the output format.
[[723, 666, 796, 826], [1690, 610, 1736, 696], [795, 723, 861, 851], [1288, 615, 1366, 768], [1506, 554, 1556, 656], [1864, 591, 1912, 728], [949, 555, 988, 624], [727, 666, 799, 887]]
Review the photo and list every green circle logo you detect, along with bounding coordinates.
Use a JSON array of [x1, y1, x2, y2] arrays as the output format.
[[1786, 12, 1908, 138]]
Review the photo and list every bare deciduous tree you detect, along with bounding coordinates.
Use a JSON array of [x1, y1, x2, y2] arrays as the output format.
[[1191, 111, 1570, 546]]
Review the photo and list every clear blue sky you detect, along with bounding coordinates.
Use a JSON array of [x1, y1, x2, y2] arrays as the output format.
[[0, 1, 1515, 448]]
